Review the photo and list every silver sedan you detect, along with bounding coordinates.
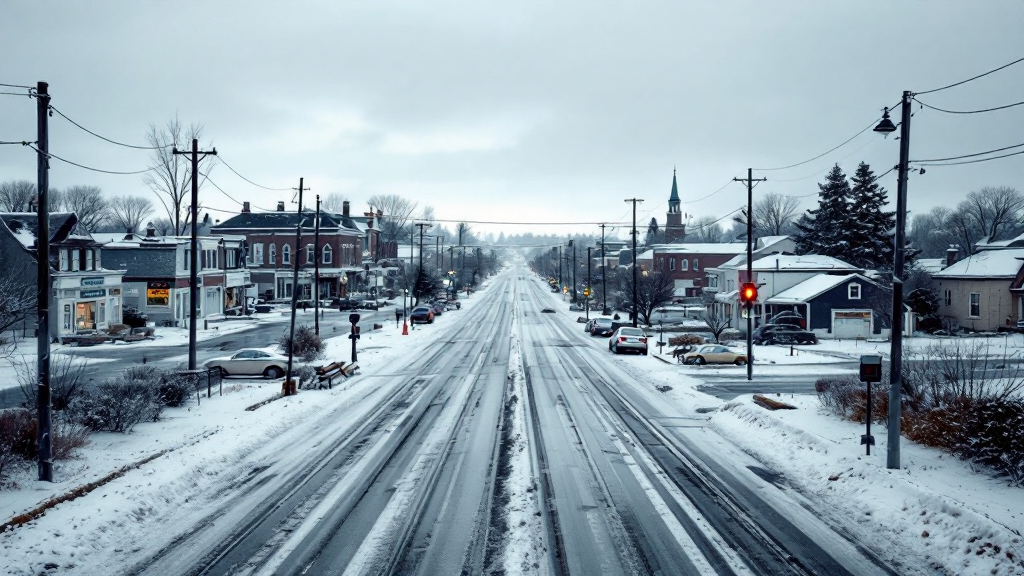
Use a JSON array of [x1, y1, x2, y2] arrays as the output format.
[[203, 349, 289, 378]]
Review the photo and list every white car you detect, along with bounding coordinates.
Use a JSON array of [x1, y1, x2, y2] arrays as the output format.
[[203, 349, 289, 378]]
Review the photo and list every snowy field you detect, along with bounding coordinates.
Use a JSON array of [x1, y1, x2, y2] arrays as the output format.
[[0, 276, 1021, 575]]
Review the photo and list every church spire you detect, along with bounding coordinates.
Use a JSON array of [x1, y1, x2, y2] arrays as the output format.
[[668, 167, 680, 214]]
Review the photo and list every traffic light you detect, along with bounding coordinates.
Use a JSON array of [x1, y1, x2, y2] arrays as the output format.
[[583, 287, 591, 298], [739, 282, 758, 307]]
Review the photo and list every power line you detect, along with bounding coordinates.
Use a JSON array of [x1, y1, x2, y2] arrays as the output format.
[[0, 140, 33, 145], [911, 141, 1024, 163], [0, 91, 32, 96], [425, 217, 637, 226], [686, 179, 735, 203], [27, 144, 155, 175], [913, 96, 1024, 115], [917, 149, 1024, 167], [215, 156, 293, 191], [915, 55, 1024, 96], [200, 172, 272, 212], [49, 105, 169, 150], [0, 82, 33, 89]]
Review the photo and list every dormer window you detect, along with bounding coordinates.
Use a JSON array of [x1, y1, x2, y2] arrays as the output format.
[[849, 283, 861, 299]]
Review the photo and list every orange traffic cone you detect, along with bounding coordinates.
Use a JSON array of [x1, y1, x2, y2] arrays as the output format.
[[402, 320, 408, 335]]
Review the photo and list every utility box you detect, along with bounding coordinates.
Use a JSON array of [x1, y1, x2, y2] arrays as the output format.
[[859, 354, 882, 383]]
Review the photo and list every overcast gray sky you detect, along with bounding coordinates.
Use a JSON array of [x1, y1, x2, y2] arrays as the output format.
[[2, 1, 1022, 239]]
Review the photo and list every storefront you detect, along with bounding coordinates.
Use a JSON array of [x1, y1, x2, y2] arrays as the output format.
[[53, 274, 123, 338]]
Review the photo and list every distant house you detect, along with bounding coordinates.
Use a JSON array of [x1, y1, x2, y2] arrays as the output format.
[[0, 212, 125, 340], [932, 247, 1024, 332], [766, 273, 888, 339]]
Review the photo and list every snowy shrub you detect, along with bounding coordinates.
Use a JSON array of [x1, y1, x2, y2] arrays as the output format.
[[74, 366, 164, 433], [0, 409, 89, 488], [13, 353, 90, 411], [278, 325, 325, 362], [719, 328, 742, 343], [815, 376, 864, 418], [294, 364, 316, 389], [903, 340, 1024, 407], [669, 334, 704, 347], [158, 372, 196, 408]]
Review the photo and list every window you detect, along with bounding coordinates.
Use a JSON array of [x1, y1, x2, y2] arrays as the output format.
[[60, 249, 68, 271], [944, 289, 952, 306], [98, 301, 106, 325], [306, 244, 315, 263], [63, 304, 72, 331], [680, 259, 688, 271], [226, 249, 237, 269], [322, 245, 332, 264], [268, 244, 276, 265], [669, 259, 676, 271], [254, 243, 264, 265], [969, 293, 980, 317], [849, 283, 861, 299], [282, 244, 291, 264], [71, 250, 80, 272], [693, 259, 699, 271], [86, 249, 94, 271], [183, 249, 190, 270]]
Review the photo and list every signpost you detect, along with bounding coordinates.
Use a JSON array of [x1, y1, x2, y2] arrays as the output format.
[[349, 313, 361, 362], [859, 354, 883, 455]]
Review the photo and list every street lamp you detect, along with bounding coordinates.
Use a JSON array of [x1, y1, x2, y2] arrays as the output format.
[[874, 92, 911, 470]]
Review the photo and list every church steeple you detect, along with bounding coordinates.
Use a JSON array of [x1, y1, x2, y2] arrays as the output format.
[[668, 167, 680, 214]]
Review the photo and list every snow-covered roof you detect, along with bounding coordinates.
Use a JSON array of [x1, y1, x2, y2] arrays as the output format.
[[974, 233, 1024, 251], [756, 236, 790, 249], [914, 258, 947, 275], [714, 289, 738, 303], [767, 273, 875, 303], [637, 249, 654, 260], [749, 254, 859, 271], [652, 243, 747, 255], [932, 248, 1024, 279]]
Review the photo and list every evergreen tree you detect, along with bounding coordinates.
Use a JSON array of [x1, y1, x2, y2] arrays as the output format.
[[846, 162, 895, 269], [793, 164, 853, 256]]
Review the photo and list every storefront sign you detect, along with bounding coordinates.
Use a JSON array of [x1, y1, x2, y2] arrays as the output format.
[[81, 277, 105, 287], [80, 289, 106, 299], [147, 281, 171, 306]]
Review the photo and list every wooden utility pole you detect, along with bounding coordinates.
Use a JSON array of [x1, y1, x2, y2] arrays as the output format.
[[599, 223, 608, 313], [734, 169, 766, 381], [624, 198, 644, 327], [314, 195, 321, 336], [172, 138, 216, 370], [414, 222, 431, 305], [285, 178, 305, 387], [35, 81, 52, 482]]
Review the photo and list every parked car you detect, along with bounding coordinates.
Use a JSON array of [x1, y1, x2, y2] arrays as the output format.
[[331, 298, 360, 311], [682, 344, 748, 365], [430, 301, 445, 315], [587, 317, 615, 336], [608, 327, 648, 355], [254, 303, 275, 314], [409, 305, 435, 324], [360, 300, 380, 310], [752, 323, 818, 345], [203, 348, 289, 378], [122, 307, 148, 329]]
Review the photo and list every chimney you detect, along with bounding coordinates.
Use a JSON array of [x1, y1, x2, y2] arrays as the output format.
[[945, 245, 960, 268], [146, 225, 157, 238], [343, 200, 350, 217], [242, 201, 250, 213], [124, 228, 134, 240], [277, 201, 285, 212]]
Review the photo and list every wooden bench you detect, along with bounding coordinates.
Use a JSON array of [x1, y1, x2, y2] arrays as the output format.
[[314, 361, 350, 389]]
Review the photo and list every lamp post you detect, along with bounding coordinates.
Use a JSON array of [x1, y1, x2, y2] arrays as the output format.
[[873, 92, 911, 470]]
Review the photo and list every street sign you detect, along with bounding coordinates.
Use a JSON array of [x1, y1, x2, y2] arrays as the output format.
[[349, 313, 361, 324], [859, 354, 882, 383]]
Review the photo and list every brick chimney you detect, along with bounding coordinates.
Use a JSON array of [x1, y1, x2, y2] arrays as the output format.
[[343, 200, 350, 217], [277, 201, 285, 212], [146, 225, 157, 238], [945, 245, 960, 268], [124, 228, 134, 240], [242, 201, 250, 213]]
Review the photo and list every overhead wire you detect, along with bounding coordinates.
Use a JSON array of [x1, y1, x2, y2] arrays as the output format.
[[199, 172, 272, 212], [0, 140, 33, 145], [215, 156, 293, 191], [0, 91, 32, 97], [915, 55, 1024, 96], [49, 105, 169, 150], [911, 141, 1024, 163], [0, 82, 33, 89], [913, 97, 1024, 115], [27, 144, 155, 175], [916, 149, 1024, 167]]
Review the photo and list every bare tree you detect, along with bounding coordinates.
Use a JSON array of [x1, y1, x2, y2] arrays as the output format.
[[420, 205, 436, 224], [54, 185, 109, 231], [619, 269, 675, 326], [908, 206, 958, 258], [700, 308, 732, 343], [0, 272, 34, 357], [321, 193, 347, 212], [0, 180, 35, 211], [949, 186, 1024, 255], [148, 217, 174, 236], [143, 116, 212, 235], [753, 192, 799, 236], [688, 215, 725, 243], [108, 194, 154, 233], [366, 194, 418, 260]]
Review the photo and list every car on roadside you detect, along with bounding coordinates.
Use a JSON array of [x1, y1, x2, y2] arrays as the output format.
[[752, 323, 818, 345], [587, 317, 615, 336], [409, 305, 435, 324], [430, 301, 445, 315], [360, 300, 380, 310], [608, 326, 648, 355], [331, 298, 360, 311], [682, 344, 748, 366], [203, 349, 289, 378]]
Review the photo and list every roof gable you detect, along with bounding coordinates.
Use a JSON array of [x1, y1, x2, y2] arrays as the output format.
[[933, 248, 1024, 279], [768, 273, 877, 303]]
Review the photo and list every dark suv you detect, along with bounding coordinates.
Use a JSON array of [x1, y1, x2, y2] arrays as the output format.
[[752, 323, 818, 345]]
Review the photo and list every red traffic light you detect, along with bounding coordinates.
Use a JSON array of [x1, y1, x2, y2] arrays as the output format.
[[740, 282, 758, 304]]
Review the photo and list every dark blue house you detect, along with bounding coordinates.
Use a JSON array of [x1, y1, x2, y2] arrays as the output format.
[[765, 273, 889, 339]]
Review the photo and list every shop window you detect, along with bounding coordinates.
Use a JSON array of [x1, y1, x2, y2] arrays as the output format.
[[63, 304, 72, 331], [969, 293, 980, 317], [849, 283, 861, 299], [322, 245, 332, 264], [282, 244, 291, 265]]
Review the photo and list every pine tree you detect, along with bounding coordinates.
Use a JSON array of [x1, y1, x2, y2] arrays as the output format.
[[793, 164, 853, 257], [846, 162, 896, 269]]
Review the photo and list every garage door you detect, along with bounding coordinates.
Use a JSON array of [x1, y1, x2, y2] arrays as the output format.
[[833, 310, 871, 338]]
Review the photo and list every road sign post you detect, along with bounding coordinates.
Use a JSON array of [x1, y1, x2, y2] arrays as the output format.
[[859, 354, 883, 455], [349, 313, 361, 363]]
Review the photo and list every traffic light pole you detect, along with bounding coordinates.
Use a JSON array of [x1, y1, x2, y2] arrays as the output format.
[[735, 168, 765, 381]]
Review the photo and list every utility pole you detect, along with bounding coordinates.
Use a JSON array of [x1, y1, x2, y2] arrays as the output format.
[[586, 246, 592, 321], [313, 195, 321, 336], [35, 81, 52, 482], [285, 178, 305, 388], [887, 91, 913, 470], [624, 198, 644, 327], [570, 239, 577, 302], [414, 222, 431, 305], [599, 223, 608, 314], [172, 138, 216, 371], [557, 245, 562, 289], [734, 169, 766, 381]]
